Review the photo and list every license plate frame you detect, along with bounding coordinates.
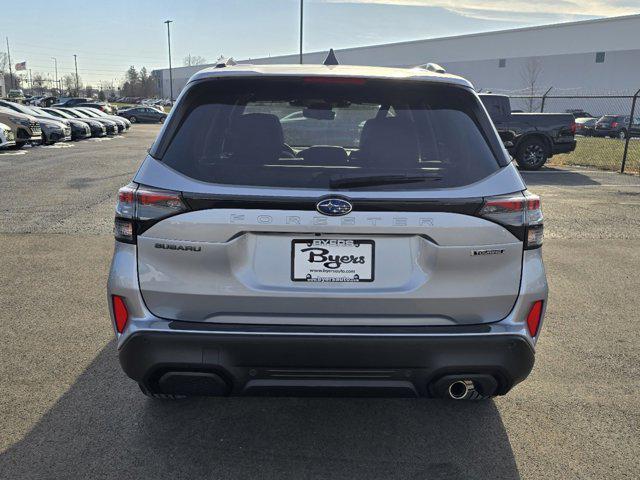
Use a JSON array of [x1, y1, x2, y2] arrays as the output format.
[[291, 239, 375, 283]]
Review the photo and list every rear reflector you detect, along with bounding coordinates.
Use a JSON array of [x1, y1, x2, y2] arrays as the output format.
[[526, 300, 544, 337], [112, 295, 129, 333]]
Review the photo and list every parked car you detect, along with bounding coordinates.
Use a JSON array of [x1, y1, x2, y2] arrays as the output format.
[[117, 106, 167, 123], [74, 107, 128, 132], [108, 62, 547, 400], [0, 121, 16, 149], [29, 106, 91, 140], [56, 107, 119, 135], [34, 96, 59, 107], [77, 107, 131, 130], [574, 117, 597, 136], [565, 109, 594, 119], [0, 100, 71, 144], [44, 107, 107, 138], [51, 97, 90, 108], [75, 102, 114, 114], [594, 115, 634, 139], [0, 106, 42, 148], [480, 94, 577, 169], [8, 89, 25, 100]]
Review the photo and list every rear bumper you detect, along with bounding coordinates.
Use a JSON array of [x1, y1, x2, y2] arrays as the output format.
[[119, 326, 535, 398], [551, 140, 576, 155], [109, 239, 547, 398]]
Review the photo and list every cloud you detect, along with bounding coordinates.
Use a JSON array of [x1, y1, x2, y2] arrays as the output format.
[[324, 0, 640, 22]]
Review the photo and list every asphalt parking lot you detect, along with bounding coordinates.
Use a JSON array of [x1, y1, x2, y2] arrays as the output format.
[[1, 125, 638, 479]]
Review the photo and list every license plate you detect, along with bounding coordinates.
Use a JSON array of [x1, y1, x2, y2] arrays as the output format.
[[291, 239, 374, 282]]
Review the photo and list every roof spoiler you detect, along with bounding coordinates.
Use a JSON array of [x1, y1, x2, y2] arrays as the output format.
[[416, 63, 446, 74]]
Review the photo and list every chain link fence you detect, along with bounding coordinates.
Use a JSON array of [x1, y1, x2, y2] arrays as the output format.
[[502, 90, 640, 174]]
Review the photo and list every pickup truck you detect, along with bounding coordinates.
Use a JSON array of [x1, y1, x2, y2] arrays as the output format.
[[480, 94, 576, 170]]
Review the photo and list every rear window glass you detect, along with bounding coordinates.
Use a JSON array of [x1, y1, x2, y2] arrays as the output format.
[[158, 78, 505, 191]]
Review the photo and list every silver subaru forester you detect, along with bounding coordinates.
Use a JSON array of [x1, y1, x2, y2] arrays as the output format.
[[108, 61, 547, 400]]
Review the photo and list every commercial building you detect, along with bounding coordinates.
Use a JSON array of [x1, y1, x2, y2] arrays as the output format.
[[152, 14, 640, 99]]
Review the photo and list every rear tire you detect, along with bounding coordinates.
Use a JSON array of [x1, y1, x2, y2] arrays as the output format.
[[617, 129, 627, 140], [138, 382, 186, 400], [516, 138, 549, 170], [129, 116, 137, 124]]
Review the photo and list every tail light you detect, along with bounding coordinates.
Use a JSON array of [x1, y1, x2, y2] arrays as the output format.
[[570, 122, 576, 134], [526, 300, 544, 337], [114, 183, 187, 243], [477, 191, 543, 249]]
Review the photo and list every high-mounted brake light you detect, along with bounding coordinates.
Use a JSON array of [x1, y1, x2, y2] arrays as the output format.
[[114, 183, 187, 243], [526, 300, 544, 337], [478, 191, 543, 249], [303, 77, 367, 85], [112, 295, 129, 333]]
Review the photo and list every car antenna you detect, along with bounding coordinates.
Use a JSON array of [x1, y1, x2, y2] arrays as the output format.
[[323, 49, 339, 66]]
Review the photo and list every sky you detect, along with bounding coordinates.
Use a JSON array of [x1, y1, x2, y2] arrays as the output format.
[[0, 0, 638, 87]]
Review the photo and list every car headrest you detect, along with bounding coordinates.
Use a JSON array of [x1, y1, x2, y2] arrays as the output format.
[[228, 113, 284, 162], [359, 117, 419, 166], [298, 146, 349, 165]]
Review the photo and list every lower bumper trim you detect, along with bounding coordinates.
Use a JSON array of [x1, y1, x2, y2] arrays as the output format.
[[119, 330, 535, 398]]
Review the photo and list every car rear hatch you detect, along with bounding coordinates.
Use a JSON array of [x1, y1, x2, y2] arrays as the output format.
[[124, 75, 534, 326]]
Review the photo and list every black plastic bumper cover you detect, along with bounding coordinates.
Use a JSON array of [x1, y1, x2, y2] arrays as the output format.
[[119, 328, 535, 398]]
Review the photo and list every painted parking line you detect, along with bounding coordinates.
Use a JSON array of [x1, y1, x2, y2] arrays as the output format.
[[0, 150, 28, 156]]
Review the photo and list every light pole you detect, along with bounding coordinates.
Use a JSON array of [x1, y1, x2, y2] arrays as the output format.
[[299, 0, 303, 64], [51, 57, 58, 93], [6, 37, 13, 89], [73, 54, 79, 95], [164, 20, 174, 102]]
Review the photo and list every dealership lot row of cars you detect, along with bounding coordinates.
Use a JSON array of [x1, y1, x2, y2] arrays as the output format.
[[0, 99, 168, 151], [573, 113, 640, 139]]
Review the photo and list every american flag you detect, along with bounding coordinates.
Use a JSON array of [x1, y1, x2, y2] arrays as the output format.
[[15, 61, 26, 71]]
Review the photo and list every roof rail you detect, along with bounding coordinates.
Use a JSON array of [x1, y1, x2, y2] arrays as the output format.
[[214, 56, 237, 68], [323, 49, 339, 66], [416, 63, 446, 74]]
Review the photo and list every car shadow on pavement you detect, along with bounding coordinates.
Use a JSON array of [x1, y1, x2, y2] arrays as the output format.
[[520, 168, 601, 186], [0, 342, 520, 480]]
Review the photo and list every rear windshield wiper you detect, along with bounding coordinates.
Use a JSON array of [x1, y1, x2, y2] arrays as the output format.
[[329, 173, 442, 189]]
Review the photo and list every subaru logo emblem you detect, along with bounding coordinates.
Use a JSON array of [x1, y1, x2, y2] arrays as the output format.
[[316, 198, 353, 216]]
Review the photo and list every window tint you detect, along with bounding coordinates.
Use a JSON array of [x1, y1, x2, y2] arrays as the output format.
[[158, 78, 505, 191]]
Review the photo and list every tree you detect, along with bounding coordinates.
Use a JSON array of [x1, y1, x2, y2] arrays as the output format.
[[85, 85, 94, 97], [0, 52, 21, 91], [521, 58, 543, 112], [120, 65, 158, 98], [183, 55, 207, 67], [31, 73, 46, 94], [62, 73, 82, 96], [98, 90, 106, 101]]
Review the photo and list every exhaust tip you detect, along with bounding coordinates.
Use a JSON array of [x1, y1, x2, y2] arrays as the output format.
[[430, 374, 498, 400], [448, 380, 474, 400]]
